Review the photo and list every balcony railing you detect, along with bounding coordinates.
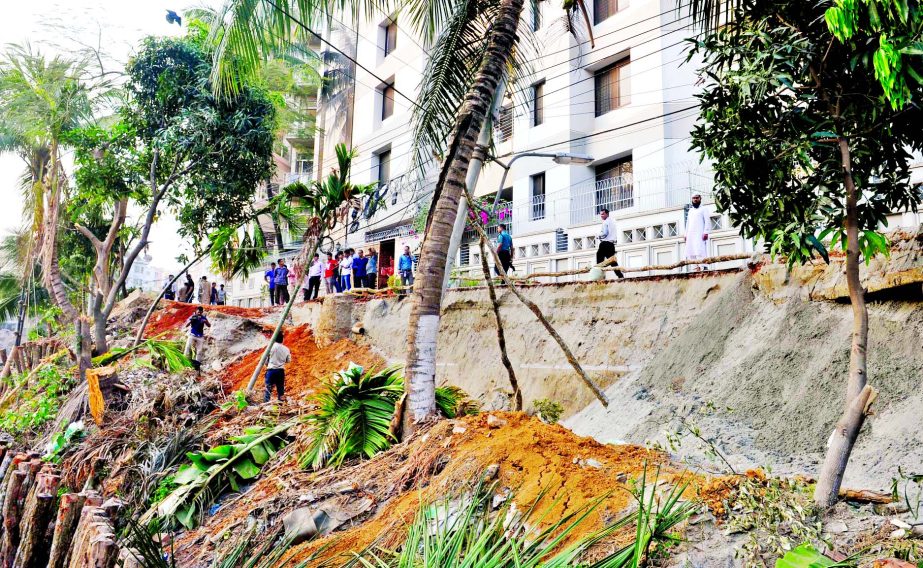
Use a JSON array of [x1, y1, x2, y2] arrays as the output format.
[[365, 223, 414, 243]]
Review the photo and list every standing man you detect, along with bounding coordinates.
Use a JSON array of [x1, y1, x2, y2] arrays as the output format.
[[305, 253, 323, 300], [275, 259, 291, 305], [596, 209, 624, 279], [339, 249, 354, 291], [183, 306, 211, 365], [197, 275, 210, 304], [264, 332, 291, 403], [398, 246, 414, 289], [209, 282, 218, 305], [495, 224, 514, 276], [324, 253, 337, 294], [685, 192, 710, 271], [180, 274, 195, 302], [352, 249, 367, 289], [163, 275, 176, 300], [217, 284, 227, 305], [264, 262, 277, 305], [365, 249, 378, 289]]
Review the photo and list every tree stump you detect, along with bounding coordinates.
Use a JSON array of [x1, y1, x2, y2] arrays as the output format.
[[85, 367, 121, 426], [12, 470, 59, 568]]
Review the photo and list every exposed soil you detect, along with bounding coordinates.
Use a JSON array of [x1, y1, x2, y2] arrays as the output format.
[[145, 301, 273, 338], [218, 324, 385, 398]]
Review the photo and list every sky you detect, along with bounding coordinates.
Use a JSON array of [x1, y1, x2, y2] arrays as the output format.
[[0, 0, 213, 273]]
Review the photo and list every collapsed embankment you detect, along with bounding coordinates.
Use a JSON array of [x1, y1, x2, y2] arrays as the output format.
[[293, 230, 923, 489]]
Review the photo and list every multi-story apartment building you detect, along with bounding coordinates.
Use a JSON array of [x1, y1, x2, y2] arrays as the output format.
[[310, 0, 755, 284]]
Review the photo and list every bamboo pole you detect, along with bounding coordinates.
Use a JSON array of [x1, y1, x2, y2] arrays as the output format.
[[477, 236, 521, 410]]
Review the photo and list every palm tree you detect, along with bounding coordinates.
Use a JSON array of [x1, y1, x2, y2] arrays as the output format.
[[0, 44, 97, 323], [202, 0, 592, 434]]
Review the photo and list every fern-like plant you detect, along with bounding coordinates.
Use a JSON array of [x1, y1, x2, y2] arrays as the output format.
[[300, 364, 404, 470]]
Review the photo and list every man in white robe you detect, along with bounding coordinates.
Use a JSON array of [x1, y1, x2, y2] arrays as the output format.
[[685, 192, 709, 271]]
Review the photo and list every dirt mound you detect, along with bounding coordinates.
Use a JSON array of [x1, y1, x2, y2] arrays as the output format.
[[145, 301, 273, 338], [286, 412, 677, 564], [219, 325, 385, 398]]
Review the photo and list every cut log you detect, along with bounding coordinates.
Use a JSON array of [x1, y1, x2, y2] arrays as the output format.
[[59, 492, 101, 568], [85, 367, 120, 426], [48, 493, 86, 568], [839, 488, 892, 504], [12, 476, 58, 568], [0, 470, 27, 568]]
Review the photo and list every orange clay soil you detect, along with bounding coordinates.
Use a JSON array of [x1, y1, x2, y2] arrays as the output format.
[[287, 412, 684, 564], [219, 324, 385, 397], [145, 301, 272, 337]]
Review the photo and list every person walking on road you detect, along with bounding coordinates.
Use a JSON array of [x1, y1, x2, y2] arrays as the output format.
[[685, 192, 710, 271], [264, 262, 277, 305], [197, 276, 210, 304], [305, 254, 323, 300], [275, 259, 291, 304], [366, 249, 378, 289], [183, 306, 210, 366], [495, 224, 514, 276], [398, 246, 414, 289], [264, 332, 291, 403], [596, 209, 624, 279]]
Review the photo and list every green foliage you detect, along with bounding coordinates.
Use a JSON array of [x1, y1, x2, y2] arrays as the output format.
[[220, 390, 250, 412], [300, 364, 475, 470], [118, 515, 176, 568], [775, 543, 850, 568], [216, 526, 311, 568], [891, 467, 923, 518], [144, 421, 293, 529], [348, 467, 693, 567], [149, 475, 178, 506], [0, 364, 75, 435], [689, 1, 923, 266], [43, 420, 85, 463], [725, 472, 823, 566], [533, 398, 564, 424], [94, 338, 192, 372], [300, 364, 404, 470]]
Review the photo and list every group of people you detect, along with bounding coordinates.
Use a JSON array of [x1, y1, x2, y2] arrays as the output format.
[[293, 245, 417, 299], [164, 274, 228, 305], [264, 259, 291, 305]]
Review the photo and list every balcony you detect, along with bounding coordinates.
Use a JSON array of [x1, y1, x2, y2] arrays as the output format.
[[365, 223, 414, 243]]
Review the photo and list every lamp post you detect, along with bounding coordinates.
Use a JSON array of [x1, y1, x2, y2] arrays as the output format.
[[490, 151, 594, 211]]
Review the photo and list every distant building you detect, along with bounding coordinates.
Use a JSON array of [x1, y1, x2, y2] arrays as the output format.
[[125, 253, 167, 292]]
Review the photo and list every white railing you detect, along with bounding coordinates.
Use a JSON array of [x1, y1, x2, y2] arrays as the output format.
[[463, 200, 514, 241], [365, 223, 414, 243]]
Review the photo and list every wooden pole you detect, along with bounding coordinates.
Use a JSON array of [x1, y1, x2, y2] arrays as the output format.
[[12, 471, 60, 568], [477, 236, 521, 410], [47, 493, 86, 568]]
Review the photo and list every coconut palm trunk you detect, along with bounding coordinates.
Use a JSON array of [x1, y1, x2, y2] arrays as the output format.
[[41, 142, 78, 322], [814, 139, 875, 508], [402, 0, 525, 434]]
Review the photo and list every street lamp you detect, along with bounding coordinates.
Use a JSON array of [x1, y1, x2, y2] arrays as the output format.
[[491, 151, 594, 210]]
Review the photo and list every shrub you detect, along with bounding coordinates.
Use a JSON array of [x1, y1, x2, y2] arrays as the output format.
[[533, 398, 564, 424], [0, 364, 75, 435]]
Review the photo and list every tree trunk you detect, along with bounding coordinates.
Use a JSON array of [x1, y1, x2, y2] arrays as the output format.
[[246, 238, 319, 393], [40, 143, 78, 323], [815, 138, 873, 509], [478, 236, 521, 410], [402, 0, 525, 435]]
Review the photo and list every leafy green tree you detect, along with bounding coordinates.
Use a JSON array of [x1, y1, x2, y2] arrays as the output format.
[[688, 0, 923, 508], [69, 36, 276, 353]]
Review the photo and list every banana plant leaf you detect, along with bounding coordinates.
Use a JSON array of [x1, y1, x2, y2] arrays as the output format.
[[775, 543, 846, 568]]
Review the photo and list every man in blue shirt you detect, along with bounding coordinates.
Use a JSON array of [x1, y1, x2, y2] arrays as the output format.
[[398, 245, 414, 289], [264, 262, 277, 305], [183, 306, 211, 364], [274, 259, 290, 305], [495, 223, 514, 276], [365, 249, 378, 289], [352, 249, 368, 288]]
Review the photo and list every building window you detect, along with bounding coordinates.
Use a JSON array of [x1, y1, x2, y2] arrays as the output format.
[[653, 225, 665, 239], [531, 244, 540, 256], [381, 82, 395, 120], [542, 242, 551, 255], [517, 246, 527, 258], [710, 215, 723, 231], [668, 222, 678, 237], [530, 173, 546, 220], [376, 150, 391, 186], [573, 237, 583, 250], [586, 236, 597, 248], [594, 58, 630, 116], [472, 252, 480, 265], [384, 19, 398, 56], [460, 242, 470, 265], [635, 228, 647, 242], [594, 0, 622, 24], [595, 157, 633, 211], [532, 0, 542, 31], [622, 230, 633, 243], [496, 104, 513, 142], [532, 81, 544, 127], [555, 231, 568, 252]]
